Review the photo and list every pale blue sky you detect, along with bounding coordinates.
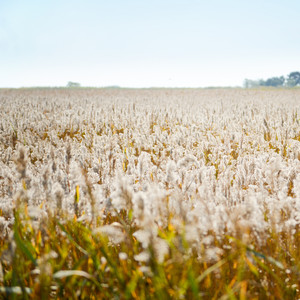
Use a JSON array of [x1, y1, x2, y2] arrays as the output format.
[[1, 0, 299, 87]]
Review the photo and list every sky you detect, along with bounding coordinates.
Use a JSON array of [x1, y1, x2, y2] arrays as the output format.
[[0, 0, 300, 88]]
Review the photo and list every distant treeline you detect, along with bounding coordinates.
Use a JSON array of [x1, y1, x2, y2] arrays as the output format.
[[244, 71, 300, 88]]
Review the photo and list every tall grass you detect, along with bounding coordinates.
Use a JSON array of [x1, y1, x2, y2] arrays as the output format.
[[0, 88, 300, 298]]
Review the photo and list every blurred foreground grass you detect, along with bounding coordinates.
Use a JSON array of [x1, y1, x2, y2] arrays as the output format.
[[0, 204, 299, 299]]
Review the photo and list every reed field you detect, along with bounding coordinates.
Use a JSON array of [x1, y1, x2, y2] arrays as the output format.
[[0, 88, 299, 299]]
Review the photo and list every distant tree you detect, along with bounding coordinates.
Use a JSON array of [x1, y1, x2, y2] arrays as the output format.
[[243, 79, 251, 88], [67, 81, 81, 88], [262, 76, 285, 87], [286, 72, 300, 87], [244, 76, 285, 88], [244, 72, 300, 88], [243, 79, 263, 88]]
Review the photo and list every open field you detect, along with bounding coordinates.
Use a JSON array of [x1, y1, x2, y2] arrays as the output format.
[[0, 88, 300, 299]]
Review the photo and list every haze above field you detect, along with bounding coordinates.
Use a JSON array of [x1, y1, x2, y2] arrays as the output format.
[[1, 0, 300, 88]]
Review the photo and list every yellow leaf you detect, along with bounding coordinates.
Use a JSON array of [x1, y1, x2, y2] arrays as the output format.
[[239, 280, 247, 300], [75, 185, 80, 203], [245, 257, 259, 277]]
